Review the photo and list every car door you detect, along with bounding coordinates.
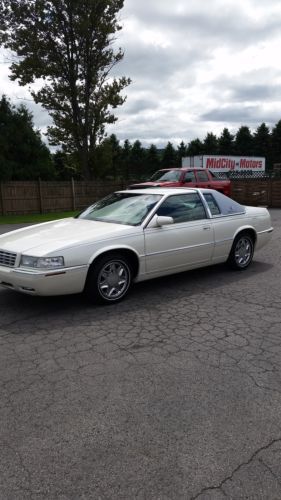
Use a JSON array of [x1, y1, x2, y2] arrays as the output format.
[[195, 170, 211, 189], [181, 170, 197, 188], [144, 193, 214, 275]]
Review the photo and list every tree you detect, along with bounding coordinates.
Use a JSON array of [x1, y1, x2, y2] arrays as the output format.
[[203, 132, 218, 154], [218, 128, 235, 155], [145, 144, 160, 176], [120, 139, 131, 180], [176, 141, 187, 167], [235, 126, 253, 155], [0, 95, 53, 180], [271, 120, 281, 167], [161, 142, 177, 168], [253, 123, 272, 170], [129, 140, 145, 179], [186, 138, 204, 156], [52, 150, 81, 180], [0, 0, 131, 180]]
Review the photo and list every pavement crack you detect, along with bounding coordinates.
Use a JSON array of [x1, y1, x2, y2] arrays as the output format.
[[191, 437, 281, 499]]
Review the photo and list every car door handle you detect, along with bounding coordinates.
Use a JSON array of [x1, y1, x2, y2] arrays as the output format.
[[203, 226, 211, 231]]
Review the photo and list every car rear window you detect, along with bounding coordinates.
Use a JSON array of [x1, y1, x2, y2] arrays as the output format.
[[204, 191, 245, 216], [203, 193, 221, 215]]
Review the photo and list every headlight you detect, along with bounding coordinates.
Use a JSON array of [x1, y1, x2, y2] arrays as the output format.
[[20, 256, 65, 269]]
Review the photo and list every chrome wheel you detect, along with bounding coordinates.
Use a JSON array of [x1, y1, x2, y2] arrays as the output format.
[[97, 259, 130, 301], [228, 232, 254, 270], [234, 236, 253, 267]]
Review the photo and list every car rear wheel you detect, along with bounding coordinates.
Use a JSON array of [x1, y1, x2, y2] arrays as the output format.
[[228, 232, 254, 270], [85, 253, 132, 304]]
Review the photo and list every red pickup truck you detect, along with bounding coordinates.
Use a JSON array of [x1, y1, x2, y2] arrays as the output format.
[[128, 168, 231, 196]]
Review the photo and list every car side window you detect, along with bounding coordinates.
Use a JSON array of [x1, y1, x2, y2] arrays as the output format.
[[157, 193, 207, 223], [196, 171, 209, 182], [184, 171, 196, 183], [203, 193, 221, 216]]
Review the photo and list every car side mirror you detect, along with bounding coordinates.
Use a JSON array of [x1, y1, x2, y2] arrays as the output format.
[[147, 215, 174, 228]]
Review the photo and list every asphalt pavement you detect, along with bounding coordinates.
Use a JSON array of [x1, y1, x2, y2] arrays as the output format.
[[0, 210, 281, 499]]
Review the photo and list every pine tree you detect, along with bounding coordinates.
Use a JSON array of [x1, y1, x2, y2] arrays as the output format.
[[271, 120, 281, 167], [161, 142, 177, 168], [203, 133, 218, 154], [145, 144, 160, 177], [253, 123, 272, 170], [235, 126, 254, 155], [186, 138, 204, 156], [0, 95, 53, 180], [218, 128, 235, 155], [176, 141, 187, 167]]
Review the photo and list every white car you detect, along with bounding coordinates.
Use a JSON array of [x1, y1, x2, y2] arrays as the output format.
[[0, 188, 273, 304]]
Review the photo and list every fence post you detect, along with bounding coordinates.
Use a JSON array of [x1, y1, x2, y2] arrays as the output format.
[[38, 178, 43, 213], [0, 182, 5, 216], [71, 178, 76, 210]]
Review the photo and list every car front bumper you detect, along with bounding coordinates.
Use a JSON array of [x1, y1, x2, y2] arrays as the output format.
[[0, 264, 89, 296]]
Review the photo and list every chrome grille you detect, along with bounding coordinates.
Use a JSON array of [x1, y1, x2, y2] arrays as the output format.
[[0, 250, 17, 267]]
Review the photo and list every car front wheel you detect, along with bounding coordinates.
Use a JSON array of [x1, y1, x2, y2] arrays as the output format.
[[228, 232, 254, 270], [85, 253, 132, 304]]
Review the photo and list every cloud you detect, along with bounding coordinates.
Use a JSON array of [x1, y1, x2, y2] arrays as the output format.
[[200, 104, 281, 131], [1, 0, 281, 147]]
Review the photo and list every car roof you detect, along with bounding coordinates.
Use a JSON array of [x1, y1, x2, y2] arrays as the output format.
[[156, 168, 208, 171], [121, 187, 207, 196]]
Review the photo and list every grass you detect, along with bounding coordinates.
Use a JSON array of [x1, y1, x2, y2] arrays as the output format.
[[0, 211, 79, 225]]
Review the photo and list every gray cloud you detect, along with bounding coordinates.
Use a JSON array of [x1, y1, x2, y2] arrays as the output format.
[[229, 84, 281, 102], [1, 0, 281, 147], [201, 105, 281, 125]]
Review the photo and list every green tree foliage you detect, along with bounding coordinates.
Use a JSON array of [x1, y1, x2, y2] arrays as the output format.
[[0, 95, 53, 180], [176, 141, 187, 167], [203, 133, 218, 154], [161, 141, 177, 168], [129, 140, 145, 179], [218, 128, 235, 155], [94, 134, 122, 179], [120, 139, 131, 180], [145, 144, 160, 176], [271, 120, 281, 166], [186, 138, 204, 156], [52, 151, 78, 180], [0, 0, 130, 180], [235, 126, 253, 155], [253, 123, 272, 168]]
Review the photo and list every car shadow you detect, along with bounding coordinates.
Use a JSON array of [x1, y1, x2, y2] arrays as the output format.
[[0, 259, 274, 324]]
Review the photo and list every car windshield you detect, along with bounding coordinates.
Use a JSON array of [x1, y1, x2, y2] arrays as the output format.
[[78, 193, 162, 226], [149, 170, 182, 182]]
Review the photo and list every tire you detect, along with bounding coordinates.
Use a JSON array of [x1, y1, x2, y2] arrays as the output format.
[[85, 253, 132, 304], [227, 232, 254, 270]]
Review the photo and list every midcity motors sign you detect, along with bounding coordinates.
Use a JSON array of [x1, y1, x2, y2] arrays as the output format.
[[182, 155, 265, 172]]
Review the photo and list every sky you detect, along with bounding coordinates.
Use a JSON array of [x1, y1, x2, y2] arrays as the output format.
[[1, 0, 281, 148]]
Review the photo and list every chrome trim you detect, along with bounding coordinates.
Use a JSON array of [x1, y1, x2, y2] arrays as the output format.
[[214, 237, 234, 246], [257, 227, 274, 234], [211, 211, 246, 218], [0, 250, 17, 267], [145, 241, 214, 258], [13, 264, 88, 276]]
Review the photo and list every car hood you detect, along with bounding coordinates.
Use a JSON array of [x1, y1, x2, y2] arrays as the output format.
[[0, 218, 137, 256], [129, 181, 175, 188]]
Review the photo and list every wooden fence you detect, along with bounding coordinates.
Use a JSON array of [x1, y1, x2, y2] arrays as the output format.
[[0, 180, 125, 215], [231, 179, 281, 208], [0, 178, 281, 215]]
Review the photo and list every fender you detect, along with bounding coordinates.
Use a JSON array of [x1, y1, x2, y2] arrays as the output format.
[[88, 244, 142, 266], [232, 224, 257, 244]]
